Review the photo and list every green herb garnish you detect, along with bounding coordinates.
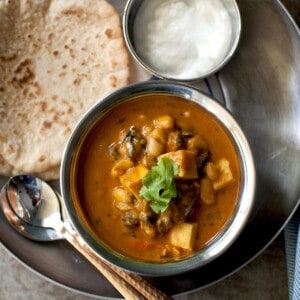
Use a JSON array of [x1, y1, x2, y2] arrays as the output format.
[[139, 157, 179, 214]]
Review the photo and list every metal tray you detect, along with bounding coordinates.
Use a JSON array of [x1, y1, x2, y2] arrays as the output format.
[[0, 0, 299, 298]]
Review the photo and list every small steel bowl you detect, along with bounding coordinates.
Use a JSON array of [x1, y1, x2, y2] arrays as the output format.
[[123, 0, 242, 81], [60, 81, 255, 276]]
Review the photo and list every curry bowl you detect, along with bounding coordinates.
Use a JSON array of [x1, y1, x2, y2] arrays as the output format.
[[60, 81, 255, 276]]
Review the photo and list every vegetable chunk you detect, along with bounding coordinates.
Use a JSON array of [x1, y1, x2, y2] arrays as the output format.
[[200, 178, 215, 204], [120, 165, 149, 199], [169, 223, 198, 250], [212, 159, 233, 190], [160, 150, 198, 179]]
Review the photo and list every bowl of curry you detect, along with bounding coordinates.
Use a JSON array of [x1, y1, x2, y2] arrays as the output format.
[[61, 81, 255, 276]]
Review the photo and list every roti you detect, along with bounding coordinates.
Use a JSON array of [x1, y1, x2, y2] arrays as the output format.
[[0, 153, 60, 181], [0, 0, 129, 179]]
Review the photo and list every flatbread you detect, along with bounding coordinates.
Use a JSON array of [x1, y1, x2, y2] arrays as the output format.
[[0, 0, 129, 179], [0, 153, 60, 181], [0, 154, 13, 177]]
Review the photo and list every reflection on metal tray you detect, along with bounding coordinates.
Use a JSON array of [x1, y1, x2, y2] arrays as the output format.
[[0, 0, 299, 298]]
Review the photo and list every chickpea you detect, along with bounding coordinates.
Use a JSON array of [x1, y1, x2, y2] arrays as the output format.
[[146, 128, 166, 157], [183, 111, 191, 118], [111, 159, 134, 177], [166, 130, 184, 152], [176, 113, 192, 131], [140, 221, 157, 238], [142, 125, 153, 137], [187, 135, 208, 152], [112, 187, 133, 211], [139, 114, 146, 120], [151, 128, 167, 144], [153, 115, 174, 130], [147, 136, 165, 156]]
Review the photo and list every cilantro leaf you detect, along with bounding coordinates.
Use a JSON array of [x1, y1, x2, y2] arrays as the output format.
[[139, 157, 179, 214]]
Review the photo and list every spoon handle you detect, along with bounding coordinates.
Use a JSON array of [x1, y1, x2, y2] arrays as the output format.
[[104, 260, 173, 300], [61, 222, 172, 300]]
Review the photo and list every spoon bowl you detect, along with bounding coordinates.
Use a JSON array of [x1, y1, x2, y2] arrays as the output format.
[[2, 175, 64, 240], [1, 183, 63, 241]]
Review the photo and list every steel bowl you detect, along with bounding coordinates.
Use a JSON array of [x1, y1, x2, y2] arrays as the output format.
[[60, 81, 255, 276], [123, 0, 242, 81]]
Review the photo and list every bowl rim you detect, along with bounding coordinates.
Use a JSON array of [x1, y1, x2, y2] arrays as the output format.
[[122, 0, 242, 82], [60, 80, 255, 276]]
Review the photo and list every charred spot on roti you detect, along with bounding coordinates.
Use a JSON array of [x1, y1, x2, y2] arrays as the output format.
[[105, 28, 113, 39], [38, 154, 46, 162], [8, 144, 14, 153], [68, 48, 76, 59], [10, 58, 35, 89], [73, 77, 81, 86], [33, 82, 42, 96], [108, 74, 117, 88], [0, 54, 18, 62], [42, 120, 52, 129], [48, 33, 54, 41], [39, 101, 47, 112], [63, 127, 72, 136], [22, 84, 41, 99], [11, 128, 18, 135], [62, 7, 85, 18]]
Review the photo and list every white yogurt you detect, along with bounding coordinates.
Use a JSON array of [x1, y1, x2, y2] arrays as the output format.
[[134, 0, 233, 79]]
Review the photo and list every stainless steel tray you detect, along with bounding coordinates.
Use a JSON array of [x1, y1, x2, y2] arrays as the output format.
[[0, 0, 299, 298]]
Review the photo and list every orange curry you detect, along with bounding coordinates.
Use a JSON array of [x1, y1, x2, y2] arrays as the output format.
[[75, 94, 240, 262]]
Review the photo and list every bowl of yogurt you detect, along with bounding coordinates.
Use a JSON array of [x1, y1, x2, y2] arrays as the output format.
[[123, 0, 241, 81]]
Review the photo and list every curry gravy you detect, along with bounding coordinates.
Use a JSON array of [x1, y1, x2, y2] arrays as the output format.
[[75, 94, 240, 262]]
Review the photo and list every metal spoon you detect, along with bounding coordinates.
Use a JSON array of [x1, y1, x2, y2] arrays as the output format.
[[1, 175, 64, 241], [1, 182, 61, 241], [0, 175, 171, 300]]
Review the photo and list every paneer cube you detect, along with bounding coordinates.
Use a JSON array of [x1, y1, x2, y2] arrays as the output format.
[[212, 158, 233, 190], [169, 223, 198, 250], [160, 150, 198, 179], [119, 164, 148, 199]]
